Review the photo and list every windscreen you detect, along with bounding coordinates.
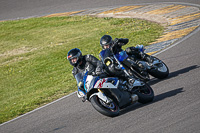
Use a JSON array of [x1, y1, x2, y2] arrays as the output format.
[[99, 49, 113, 62]]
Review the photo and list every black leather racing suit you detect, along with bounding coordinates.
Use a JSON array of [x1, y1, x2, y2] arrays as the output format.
[[111, 38, 148, 60], [72, 54, 104, 77], [99, 38, 143, 79], [111, 38, 140, 59], [111, 38, 152, 77], [99, 38, 130, 80]]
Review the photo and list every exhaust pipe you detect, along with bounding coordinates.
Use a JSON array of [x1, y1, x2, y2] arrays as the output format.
[[131, 94, 138, 103]]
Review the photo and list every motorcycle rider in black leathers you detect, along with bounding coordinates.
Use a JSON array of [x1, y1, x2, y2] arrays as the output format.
[[99, 35, 153, 80], [67, 48, 107, 100], [67, 48, 104, 78], [68, 48, 134, 93]]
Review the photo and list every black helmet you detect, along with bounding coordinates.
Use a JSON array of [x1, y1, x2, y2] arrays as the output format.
[[100, 35, 113, 49], [67, 48, 82, 67]]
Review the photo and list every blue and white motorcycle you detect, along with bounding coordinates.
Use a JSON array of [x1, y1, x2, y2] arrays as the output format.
[[76, 70, 154, 117]]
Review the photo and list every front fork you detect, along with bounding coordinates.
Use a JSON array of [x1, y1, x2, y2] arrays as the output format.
[[113, 54, 131, 77], [89, 89, 112, 104]]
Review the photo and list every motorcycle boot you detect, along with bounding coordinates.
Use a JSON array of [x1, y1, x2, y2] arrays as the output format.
[[123, 58, 145, 73], [139, 52, 154, 63], [126, 77, 136, 91], [136, 61, 148, 76], [121, 74, 135, 91], [124, 58, 148, 77]]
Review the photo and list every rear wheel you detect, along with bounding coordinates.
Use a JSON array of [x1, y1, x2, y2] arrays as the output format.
[[136, 84, 154, 104], [90, 95, 120, 117]]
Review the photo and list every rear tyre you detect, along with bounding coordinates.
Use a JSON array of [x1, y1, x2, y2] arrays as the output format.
[[90, 95, 120, 117], [136, 84, 154, 104]]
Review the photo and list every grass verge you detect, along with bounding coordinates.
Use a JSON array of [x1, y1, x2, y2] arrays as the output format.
[[0, 16, 164, 124]]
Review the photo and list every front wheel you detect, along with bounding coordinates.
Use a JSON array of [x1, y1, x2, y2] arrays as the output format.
[[90, 95, 120, 117], [148, 57, 169, 79], [136, 84, 154, 104]]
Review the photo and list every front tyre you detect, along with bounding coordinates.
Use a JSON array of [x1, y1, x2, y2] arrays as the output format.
[[90, 95, 120, 117], [136, 84, 154, 104], [148, 57, 169, 79]]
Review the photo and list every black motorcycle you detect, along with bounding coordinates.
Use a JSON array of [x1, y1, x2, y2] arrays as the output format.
[[100, 44, 169, 82]]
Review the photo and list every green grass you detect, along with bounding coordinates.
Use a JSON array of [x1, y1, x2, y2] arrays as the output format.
[[0, 16, 164, 123]]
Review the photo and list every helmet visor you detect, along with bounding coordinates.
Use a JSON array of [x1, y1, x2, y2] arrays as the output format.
[[70, 57, 78, 64], [103, 44, 110, 49]]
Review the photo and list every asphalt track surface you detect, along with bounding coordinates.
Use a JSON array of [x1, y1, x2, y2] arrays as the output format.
[[0, 0, 199, 21], [1, 0, 200, 133]]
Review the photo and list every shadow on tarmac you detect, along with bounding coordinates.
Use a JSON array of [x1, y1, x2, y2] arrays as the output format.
[[120, 87, 184, 116], [120, 65, 200, 115], [149, 65, 200, 86]]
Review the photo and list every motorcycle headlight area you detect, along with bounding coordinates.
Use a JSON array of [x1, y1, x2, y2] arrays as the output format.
[[104, 57, 113, 66]]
